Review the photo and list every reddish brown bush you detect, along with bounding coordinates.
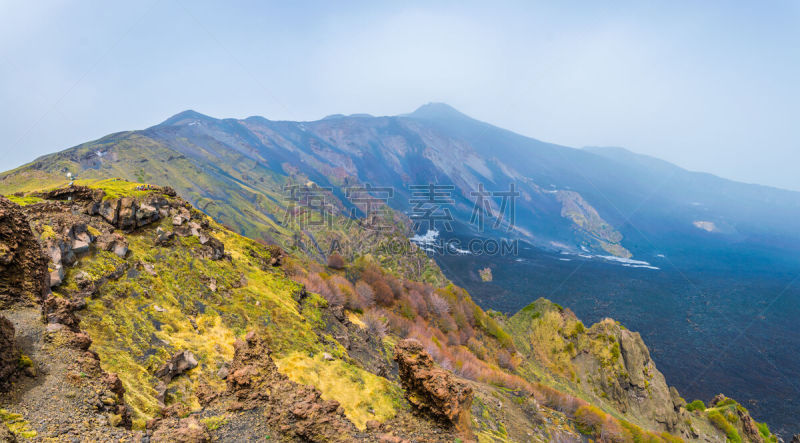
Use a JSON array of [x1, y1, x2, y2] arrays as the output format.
[[371, 279, 394, 306], [326, 253, 346, 269], [354, 281, 375, 308]]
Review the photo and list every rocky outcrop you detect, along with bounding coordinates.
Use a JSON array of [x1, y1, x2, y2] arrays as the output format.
[[322, 304, 392, 378], [0, 197, 49, 307], [95, 232, 129, 257], [0, 315, 20, 391], [393, 339, 473, 429], [570, 320, 684, 432], [737, 407, 764, 443], [222, 331, 357, 441], [155, 350, 198, 382]]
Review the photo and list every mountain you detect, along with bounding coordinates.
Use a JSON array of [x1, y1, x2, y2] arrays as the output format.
[[0, 179, 778, 442], [5, 104, 800, 264], [1, 104, 799, 436]]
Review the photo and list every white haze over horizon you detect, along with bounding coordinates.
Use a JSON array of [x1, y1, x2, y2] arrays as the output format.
[[1, 1, 799, 191]]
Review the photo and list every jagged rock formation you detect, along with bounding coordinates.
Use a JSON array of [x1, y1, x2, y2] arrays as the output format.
[[221, 330, 358, 441], [394, 339, 473, 429], [507, 299, 689, 434], [0, 197, 48, 307], [0, 315, 20, 391], [155, 350, 199, 382]]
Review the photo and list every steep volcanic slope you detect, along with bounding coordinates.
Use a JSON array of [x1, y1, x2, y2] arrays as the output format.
[[0, 180, 780, 442], [2, 105, 800, 435], [0, 108, 634, 258]]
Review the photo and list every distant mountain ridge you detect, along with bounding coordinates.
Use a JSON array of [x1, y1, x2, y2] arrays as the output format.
[[5, 103, 799, 268]]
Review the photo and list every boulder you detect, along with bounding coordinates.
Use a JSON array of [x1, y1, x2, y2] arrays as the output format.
[[71, 238, 90, 254], [154, 227, 174, 246], [135, 203, 159, 227], [96, 233, 129, 258], [223, 331, 357, 441], [155, 350, 198, 382], [393, 339, 473, 428], [188, 221, 201, 237], [49, 263, 65, 287], [42, 293, 82, 331], [113, 242, 128, 258]]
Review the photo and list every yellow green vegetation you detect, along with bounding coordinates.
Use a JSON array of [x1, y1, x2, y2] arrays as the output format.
[[18, 354, 33, 368], [200, 415, 228, 431], [73, 178, 153, 200], [506, 299, 630, 382], [685, 399, 705, 412], [707, 410, 741, 443], [39, 224, 57, 241], [705, 398, 777, 443], [3, 194, 44, 206], [276, 352, 402, 430], [70, 212, 333, 428], [0, 409, 37, 439]]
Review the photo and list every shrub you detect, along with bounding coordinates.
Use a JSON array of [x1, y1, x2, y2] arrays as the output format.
[[370, 279, 394, 306], [363, 310, 388, 338], [574, 405, 605, 434], [685, 399, 706, 412], [429, 293, 450, 316], [756, 421, 770, 437], [497, 349, 515, 370], [707, 410, 742, 443], [326, 253, 345, 269], [354, 281, 375, 308]]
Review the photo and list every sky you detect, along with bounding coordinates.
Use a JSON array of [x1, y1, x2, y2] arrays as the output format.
[[1, 0, 799, 190]]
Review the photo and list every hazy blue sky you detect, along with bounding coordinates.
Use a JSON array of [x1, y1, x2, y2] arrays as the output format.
[[1, 1, 799, 190]]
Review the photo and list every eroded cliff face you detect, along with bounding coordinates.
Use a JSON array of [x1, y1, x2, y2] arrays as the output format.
[[0, 316, 20, 392], [0, 197, 48, 307], [572, 320, 685, 432], [506, 299, 692, 435]]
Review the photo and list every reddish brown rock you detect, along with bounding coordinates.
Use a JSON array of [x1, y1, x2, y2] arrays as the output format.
[[393, 339, 473, 428], [737, 407, 765, 443], [222, 331, 357, 441], [0, 315, 20, 391], [0, 197, 49, 308], [150, 417, 211, 443]]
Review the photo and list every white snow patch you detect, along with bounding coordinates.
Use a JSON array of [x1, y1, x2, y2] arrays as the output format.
[[597, 255, 660, 270], [410, 229, 439, 246], [693, 221, 718, 232]]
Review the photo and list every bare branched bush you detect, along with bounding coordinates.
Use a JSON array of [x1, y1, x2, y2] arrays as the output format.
[[363, 310, 388, 338], [429, 293, 450, 316], [355, 281, 375, 308]]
